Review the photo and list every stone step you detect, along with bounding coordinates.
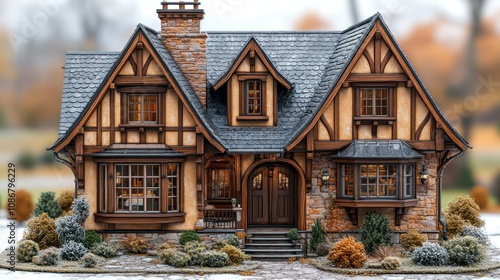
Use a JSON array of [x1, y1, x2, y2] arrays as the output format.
[[247, 237, 291, 242], [244, 243, 295, 247], [242, 248, 302, 253], [248, 254, 304, 259]]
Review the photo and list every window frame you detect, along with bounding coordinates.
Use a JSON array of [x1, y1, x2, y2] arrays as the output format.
[[236, 74, 268, 120], [354, 86, 395, 120], [114, 164, 161, 213], [127, 93, 159, 124], [244, 80, 263, 116], [207, 168, 233, 201], [338, 163, 416, 201]]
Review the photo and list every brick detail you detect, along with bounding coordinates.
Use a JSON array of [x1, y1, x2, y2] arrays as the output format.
[[159, 15, 207, 107]]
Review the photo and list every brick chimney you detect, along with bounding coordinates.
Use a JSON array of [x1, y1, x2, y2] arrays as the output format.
[[157, 1, 206, 107]]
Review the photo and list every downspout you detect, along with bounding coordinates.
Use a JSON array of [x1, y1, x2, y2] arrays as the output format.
[[54, 151, 78, 199], [437, 150, 465, 240]]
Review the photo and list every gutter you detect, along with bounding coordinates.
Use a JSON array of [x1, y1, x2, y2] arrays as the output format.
[[437, 150, 465, 240]]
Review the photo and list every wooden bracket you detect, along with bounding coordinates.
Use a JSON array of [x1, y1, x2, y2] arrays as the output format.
[[395, 207, 406, 226]]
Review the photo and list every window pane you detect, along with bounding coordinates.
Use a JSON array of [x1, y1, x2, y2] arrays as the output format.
[[115, 164, 161, 212], [359, 164, 397, 198], [167, 164, 179, 212], [246, 80, 262, 115], [404, 164, 414, 197], [360, 88, 389, 116], [341, 165, 354, 197], [209, 169, 232, 200]]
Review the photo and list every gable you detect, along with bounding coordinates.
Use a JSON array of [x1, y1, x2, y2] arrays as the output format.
[[50, 25, 224, 153], [286, 16, 470, 152]]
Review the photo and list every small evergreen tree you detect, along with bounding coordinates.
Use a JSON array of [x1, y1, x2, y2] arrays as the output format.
[[310, 218, 326, 252], [72, 196, 90, 225], [360, 212, 392, 253], [34, 192, 62, 219]]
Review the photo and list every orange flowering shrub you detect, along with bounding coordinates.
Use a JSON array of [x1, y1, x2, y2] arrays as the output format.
[[327, 237, 367, 268]]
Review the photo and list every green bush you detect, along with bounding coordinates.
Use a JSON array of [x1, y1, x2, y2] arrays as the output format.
[[35, 247, 60, 266], [443, 236, 486, 266], [381, 256, 402, 270], [17, 240, 39, 262], [24, 213, 60, 249], [310, 218, 325, 252], [179, 231, 201, 245], [121, 235, 149, 254], [315, 242, 332, 257], [446, 195, 485, 228], [81, 253, 101, 268], [287, 228, 300, 240], [60, 240, 88, 261], [360, 212, 392, 253], [459, 226, 490, 246], [184, 241, 206, 265], [91, 242, 117, 258], [400, 229, 427, 253], [411, 242, 448, 266], [211, 236, 240, 250], [84, 231, 102, 249], [34, 192, 62, 219], [168, 251, 191, 267], [18, 151, 37, 170], [327, 237, 367, 268], [55, 214, 85, 244], [200, 250, 229, 267], [219, 244, 249, 265]]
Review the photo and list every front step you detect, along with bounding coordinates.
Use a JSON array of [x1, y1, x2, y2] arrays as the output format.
[[243, 232, 304, 260]]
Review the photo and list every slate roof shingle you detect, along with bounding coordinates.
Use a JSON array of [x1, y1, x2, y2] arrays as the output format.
[[332, 140, 424, 159]]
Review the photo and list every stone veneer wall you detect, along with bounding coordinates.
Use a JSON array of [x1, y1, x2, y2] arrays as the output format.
[[103, 232, 240, 248], [307, 152, 440, 242]]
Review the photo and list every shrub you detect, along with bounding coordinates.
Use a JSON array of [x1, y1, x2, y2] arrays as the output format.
[[18, 151, 36, 169], [446, 195, 485, 228], [84, 231, 102, 249], [81, 253, 101, 268], [200, 250, 229, 267], [184, 241, 206, 265], [72, 197, 90, 224], [469, 186, 489, 210], [157, 242, 171, 251], [400, 229, 427, 252], [315, 242, 332, 257], [287, 228, 300, 240], [211, 235, 240, 250], [35, 247, 60, 266], [17, 240, 39, 262], [459, 225, 490, 246], [443, 236, 486, 266], [60, 240, 88, 261], [360, 212, 392, 253], [24, 213, 60, 249], [56, 214, 85, 244], [327, 237, 367, 268], [57, 190, 74, 214], [6, 189, 34, 222], [179, 231, 201, 245], [34, 192, 62, 219], [445, 213, 467, 239], [91, 242, 117, 258], [168, 251, 191, 267], [411, 242, 448, 266], [219, 244, 249, 265], [158, 248, 177, 264], [381, 256, 402, 270], [373, 245, 403, 260], [310, 218, 325, 252], [121, 235, 149, 254]]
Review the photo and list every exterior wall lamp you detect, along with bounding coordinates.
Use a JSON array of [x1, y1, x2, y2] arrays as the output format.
[[322, 169, 330, 186], [420, 164, 429, 185]]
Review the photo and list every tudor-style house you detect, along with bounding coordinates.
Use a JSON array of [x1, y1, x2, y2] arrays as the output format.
[[49, 1, 469, 250]]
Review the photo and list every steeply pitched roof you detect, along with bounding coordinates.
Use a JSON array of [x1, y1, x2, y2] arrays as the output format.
[[206, 14, 377, 153], [332, 140, 423, 160]]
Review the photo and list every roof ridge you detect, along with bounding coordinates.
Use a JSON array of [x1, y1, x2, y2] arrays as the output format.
[[205, 31, 342, 34], [341, 12, 380, 34], [66, 51, 120, 55], [137, 23, 160, 35]]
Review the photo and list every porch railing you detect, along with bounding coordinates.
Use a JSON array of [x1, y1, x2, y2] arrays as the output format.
[[203, 209, 240, 229]]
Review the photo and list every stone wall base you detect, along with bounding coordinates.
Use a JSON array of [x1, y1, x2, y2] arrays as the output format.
[[326, 231, 440, 244]]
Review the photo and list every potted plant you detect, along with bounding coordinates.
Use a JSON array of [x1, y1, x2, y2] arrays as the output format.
[[231, 198, 237, 207], [287, 228, 300, 245]]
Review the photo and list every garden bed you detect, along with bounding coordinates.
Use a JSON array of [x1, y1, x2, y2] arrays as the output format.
[[313, 256, 500, 275], [0, 249, 259, 274]]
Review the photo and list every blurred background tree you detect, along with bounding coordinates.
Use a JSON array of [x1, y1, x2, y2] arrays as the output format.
[[5, 189, 34, 222]]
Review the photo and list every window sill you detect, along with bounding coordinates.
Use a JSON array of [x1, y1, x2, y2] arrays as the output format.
[[94, 212, 185, 224], [333, 198, 417, 208], [236, 116, 269, 121]]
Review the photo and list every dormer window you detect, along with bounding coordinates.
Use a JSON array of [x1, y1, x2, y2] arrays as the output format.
[[128, 94, 158, 123], [245, 80, 262, 115]]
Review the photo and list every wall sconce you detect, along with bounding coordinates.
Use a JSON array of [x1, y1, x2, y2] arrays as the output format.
[[322, 169, 330, 186], [420, 165, 429, 185]]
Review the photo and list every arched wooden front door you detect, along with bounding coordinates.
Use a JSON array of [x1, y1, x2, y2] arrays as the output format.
[[248, 165, 296, 226]]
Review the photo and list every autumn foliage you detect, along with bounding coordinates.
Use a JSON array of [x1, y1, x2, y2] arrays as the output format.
[[327, 237, 367, 268]]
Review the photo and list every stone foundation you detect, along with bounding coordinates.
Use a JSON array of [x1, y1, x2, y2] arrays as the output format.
[[102, 232, 241, 248]]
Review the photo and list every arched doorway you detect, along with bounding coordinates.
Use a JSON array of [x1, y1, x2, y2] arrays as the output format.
[[247, 164, 297, 226]]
